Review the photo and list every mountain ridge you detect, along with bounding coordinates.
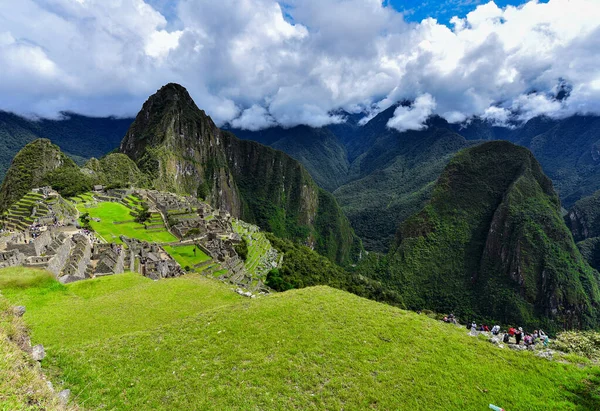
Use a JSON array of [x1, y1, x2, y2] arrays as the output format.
[[357, 141, 600, 331], [119, 83, 362, 264]]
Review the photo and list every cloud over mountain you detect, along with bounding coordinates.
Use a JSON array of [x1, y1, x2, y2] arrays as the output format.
[[0, 0, 599, 130]]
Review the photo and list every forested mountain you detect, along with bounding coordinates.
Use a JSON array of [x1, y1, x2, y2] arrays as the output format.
[[2, 100, 600, 258], [120, 84, 362, 265], [358, 142, 600, 332], [0, 111, 132, 180], [237, 111, 600, 252]]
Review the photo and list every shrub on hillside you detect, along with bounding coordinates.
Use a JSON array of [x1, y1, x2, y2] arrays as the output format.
[[554, 331, 600, 360], [135, 202, 151, 224], [43, 166, 92, 197], [234, 238, 249, 261]]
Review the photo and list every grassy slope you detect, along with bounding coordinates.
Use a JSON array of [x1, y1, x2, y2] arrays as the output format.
[[0, 293, 69, 410], [163, 245, 211, 270], [77, 201, 176, 244], [1, 268, 599, 410]]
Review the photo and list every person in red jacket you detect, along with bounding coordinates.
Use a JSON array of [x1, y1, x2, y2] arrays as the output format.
[[508, 327, 516, 336], [515, 327, 523, 344]]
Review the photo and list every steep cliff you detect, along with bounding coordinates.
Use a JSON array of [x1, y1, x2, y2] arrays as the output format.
[[120, 84, 361, 264], [363, 141, 600, 330], [565, 190, 600, 272]]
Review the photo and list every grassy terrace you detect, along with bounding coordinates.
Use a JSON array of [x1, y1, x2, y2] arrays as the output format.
[[76, 199, 176, 244], [1, 267, 598, 410], [163, 245, 211, 271], [232, 220, 273, 275]]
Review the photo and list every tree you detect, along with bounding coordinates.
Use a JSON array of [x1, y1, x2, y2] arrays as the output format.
[[135, 202, 151, 224], [234, 238, 249, 261], [80, 212, 92, 230]]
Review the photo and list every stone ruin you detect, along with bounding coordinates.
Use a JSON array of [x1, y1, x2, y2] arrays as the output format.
[[0, 249, 24, 269], [121, 237, 183, 280], [0, 226, 128, 284], [1, 187, 77, 232], [93, 243, 125, 277], [0, 187, 281, 294], [146, 190, 202, 216]]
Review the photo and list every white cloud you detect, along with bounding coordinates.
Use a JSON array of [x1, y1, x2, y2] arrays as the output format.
[[145, 30, 183, 59], [387, 94, 436, 132], [230, 105, 276, 131], [0, 0, 599, 129], [482, 106, 512, 126]]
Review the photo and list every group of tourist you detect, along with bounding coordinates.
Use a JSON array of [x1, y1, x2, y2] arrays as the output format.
[[442, 315, 550, 347], [80, 228, 100, 244], [503, 326, 549, 347]]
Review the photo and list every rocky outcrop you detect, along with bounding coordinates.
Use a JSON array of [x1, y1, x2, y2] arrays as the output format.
[[120, 83, 361, 264]]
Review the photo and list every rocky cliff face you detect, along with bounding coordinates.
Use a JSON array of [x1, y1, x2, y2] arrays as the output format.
[[120, 84, 361, 264], [0, 139, 79, 211], [564, 190, 600, 272], [373, 141, 600, 331]]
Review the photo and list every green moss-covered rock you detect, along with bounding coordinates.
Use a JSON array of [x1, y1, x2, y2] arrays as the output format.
[[361, 141, 600, 331]]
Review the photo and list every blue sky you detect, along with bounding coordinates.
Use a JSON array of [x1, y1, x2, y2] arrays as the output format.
[[388, 0, 543, 24], [148, 0, 541, 27]]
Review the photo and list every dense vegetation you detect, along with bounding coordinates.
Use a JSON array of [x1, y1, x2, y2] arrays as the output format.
[[84, 153, 149, 189], [0, 139, 83, 211], [232, 125, 351, 191], [0, 110, 131, 181], [2, 268, 599, 410], [565, 190, 600, 271], [265, 233, 403, 306], [238, 111, 600, 254], [356, 142, 600, 332]]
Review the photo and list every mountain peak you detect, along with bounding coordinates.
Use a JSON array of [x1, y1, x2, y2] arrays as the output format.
[[153, 83, 193, 101], [144, 83, 201, 114]]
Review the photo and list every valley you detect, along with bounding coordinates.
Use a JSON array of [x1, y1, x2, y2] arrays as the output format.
[[1, 85, 600, 410], [3, 1, 600, 409]]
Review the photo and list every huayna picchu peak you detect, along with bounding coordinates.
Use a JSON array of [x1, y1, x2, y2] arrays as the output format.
[[120, 84, 362, 265]]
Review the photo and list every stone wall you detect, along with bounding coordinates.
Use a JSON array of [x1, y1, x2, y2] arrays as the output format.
[[46, 238, 71, 277], [33, 230, 52, 256], [59, 235, 92, 284], [0, 250, 25, 269]]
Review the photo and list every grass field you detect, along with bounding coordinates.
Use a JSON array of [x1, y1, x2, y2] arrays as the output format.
[[1, 267, 599, 410], [77, 201, 176, 244], [163, 245, 211, 271]]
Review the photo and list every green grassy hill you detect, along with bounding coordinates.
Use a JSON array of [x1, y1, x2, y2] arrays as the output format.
[[1, 268, 599, 410]]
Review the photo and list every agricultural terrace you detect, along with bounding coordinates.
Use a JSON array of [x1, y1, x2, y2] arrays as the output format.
[[232, 220, 275, 276], [73, 194, 176, 244], [1, 268, 599, 410]]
